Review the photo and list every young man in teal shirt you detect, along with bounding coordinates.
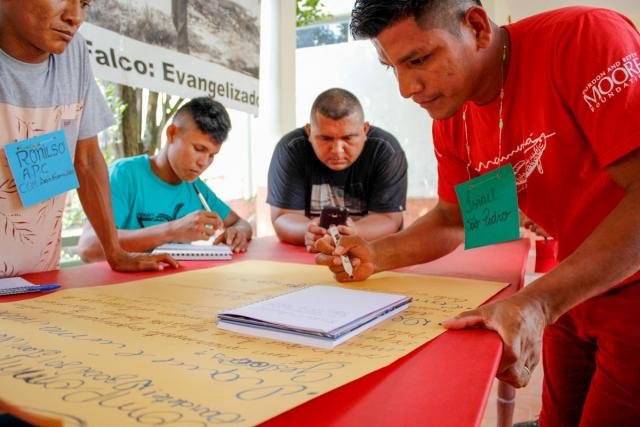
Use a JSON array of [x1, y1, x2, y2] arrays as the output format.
[[79, 97, 252, 260]]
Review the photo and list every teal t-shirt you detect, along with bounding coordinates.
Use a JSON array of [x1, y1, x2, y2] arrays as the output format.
[[109, 155, 231, 230]]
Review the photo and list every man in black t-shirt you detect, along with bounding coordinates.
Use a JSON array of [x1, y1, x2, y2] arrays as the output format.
[[267, 88, 407, 251]]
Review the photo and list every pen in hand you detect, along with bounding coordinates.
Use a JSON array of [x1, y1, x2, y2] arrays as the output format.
[[193, 183, 220, 233], [193, 183, 212, 212], [328, 225, 353, 278]]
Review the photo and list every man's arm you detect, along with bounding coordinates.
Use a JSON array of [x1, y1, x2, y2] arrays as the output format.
[[349, 211, 403, 241], [445, 147, 640, 388], [266, 134, 312, 247], [74, 137, 179, 270], [78, 209, 224, 262], [315, 200, 465, 281], [78, 221, 180, 262], [270, 206, 314, 246]]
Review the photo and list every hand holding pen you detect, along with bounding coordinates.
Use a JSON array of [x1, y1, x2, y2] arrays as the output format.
[[314, 225, 378, 282], [192, 182, 224, 234], [328, 225, 353, 278], [158, 186, 221, 242], [170, 211, 222, 242], [194, 183, 213, 213]]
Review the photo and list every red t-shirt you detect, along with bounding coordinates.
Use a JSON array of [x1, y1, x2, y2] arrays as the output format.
[[433, 7, 640, 284]]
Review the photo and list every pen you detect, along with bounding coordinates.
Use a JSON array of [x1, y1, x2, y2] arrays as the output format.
[[328, 225, 353, 278], [37, 284, 61, 292], [194, 183, 221, 235], [193, 183, 212, 212], [10, 284, 61, 294]]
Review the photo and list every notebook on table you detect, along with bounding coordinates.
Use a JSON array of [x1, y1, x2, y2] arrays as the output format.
[[217, 285, 411, 349], [151, 243, 232, 260]]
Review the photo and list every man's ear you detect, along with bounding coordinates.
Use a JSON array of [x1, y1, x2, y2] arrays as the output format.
[[304, 123, 311, 137], [166, 123, 177, 143], [464, 6, 492, 49], [363, 121, 371, 134]]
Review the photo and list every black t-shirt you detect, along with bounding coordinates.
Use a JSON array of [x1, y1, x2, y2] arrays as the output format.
[[267, 126, 408, 217]]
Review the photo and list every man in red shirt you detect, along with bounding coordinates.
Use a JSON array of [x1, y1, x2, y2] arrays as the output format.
[[316, 1, 640, 425]]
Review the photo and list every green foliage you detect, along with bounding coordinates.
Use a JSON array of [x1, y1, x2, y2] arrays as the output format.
[[296, 0, 332, 27], [62, 191, 86, 230], [97, 79, 126, 165], [61, 79, 122, 245]]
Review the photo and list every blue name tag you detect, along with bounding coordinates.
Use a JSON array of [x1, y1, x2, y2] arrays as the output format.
[[5, 130, 79, 208]]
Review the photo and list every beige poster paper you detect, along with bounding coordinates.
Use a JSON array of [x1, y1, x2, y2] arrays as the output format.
[[0, 261, 507, 427]]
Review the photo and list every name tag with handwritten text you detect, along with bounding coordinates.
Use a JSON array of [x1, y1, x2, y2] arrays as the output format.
[[455, 164, 520, 249], [5, 130, 79, 208]]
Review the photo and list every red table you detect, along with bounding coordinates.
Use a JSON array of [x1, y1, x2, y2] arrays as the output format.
[[12, 236, 529, 427]]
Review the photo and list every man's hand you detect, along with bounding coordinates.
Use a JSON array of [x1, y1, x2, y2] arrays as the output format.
[[106, 249, 180, 272], [215, 226, 251, 253], [442, 292, 546, 388], [314, 225, 376, 282], [304, 219, 326, 252], [169, 211, 223, 242]]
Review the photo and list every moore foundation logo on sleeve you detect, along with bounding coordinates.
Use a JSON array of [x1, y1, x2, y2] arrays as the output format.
[[582, 52, 640, 112]]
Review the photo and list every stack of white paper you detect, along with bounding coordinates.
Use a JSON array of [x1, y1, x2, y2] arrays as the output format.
[[218, 285, 411, 349]]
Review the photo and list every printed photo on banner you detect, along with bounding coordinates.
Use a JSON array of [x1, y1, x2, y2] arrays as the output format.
[[81, 0, 260, 114]]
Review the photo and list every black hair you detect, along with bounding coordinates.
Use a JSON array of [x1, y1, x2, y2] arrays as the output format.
[[310, 88, 364, 122], [350, 0, 482, 40], [174, 97, 231, 143]]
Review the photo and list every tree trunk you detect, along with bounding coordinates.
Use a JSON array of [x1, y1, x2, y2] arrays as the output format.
[[172, 0, 190, 54], [141, 92, 185, 156], [158, 94, 185, 138], [143, 91, 160, 155], [120, 85, 143, 157]]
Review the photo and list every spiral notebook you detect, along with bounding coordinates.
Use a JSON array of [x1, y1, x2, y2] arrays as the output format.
[[151, 243, 232, 260]]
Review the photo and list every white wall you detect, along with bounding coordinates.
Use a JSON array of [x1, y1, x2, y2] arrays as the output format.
[[250, 0, 297, 191], [296, 41, 438, 198], [201, 0, 296, 201], [484, 0, 511, 24], [320, 0, 351, 17]]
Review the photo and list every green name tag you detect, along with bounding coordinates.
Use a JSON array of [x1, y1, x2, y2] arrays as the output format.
[[455, 164, 520, 249]]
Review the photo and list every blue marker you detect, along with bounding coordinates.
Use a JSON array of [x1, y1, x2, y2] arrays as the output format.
[[0, 283, 61, 296], [37, 284, 61, 292]]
